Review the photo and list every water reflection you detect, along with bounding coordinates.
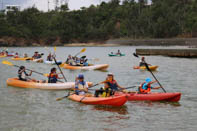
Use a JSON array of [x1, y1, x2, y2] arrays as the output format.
[[92, 105, 129, 115], [129, 101, 181, 107]]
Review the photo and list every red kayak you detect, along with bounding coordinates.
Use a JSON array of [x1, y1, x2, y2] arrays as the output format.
[[115, 92, 181, 102], [68, 94, 128, 107]]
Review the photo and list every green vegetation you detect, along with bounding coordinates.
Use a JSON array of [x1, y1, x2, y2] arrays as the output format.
[[0, 0, 197, 45]]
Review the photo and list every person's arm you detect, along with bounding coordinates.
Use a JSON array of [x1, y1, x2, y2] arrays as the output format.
[[27, 70, 32, 76], [152, 86, 161, 89]]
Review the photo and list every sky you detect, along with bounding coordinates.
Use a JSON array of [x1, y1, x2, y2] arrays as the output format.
[[0, 0, 111, 11]]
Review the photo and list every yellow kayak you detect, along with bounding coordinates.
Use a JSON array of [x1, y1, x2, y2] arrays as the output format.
[[133, 65, 158, 71], [0, 55, 6, 58], [11, 57, 33, 61]]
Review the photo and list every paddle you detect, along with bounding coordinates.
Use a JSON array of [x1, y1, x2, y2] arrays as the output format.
[[56, 83, 99, 101], [133, 53, 167, 93], [2, 60, 64, 83], [56, 92, 74, 101], [2, 60, 49, 77], [74, 48, 86, 57], [53, 47, 67, 82]]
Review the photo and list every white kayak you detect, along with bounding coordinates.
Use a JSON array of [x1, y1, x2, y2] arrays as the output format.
[[6, 78, 93, 90], [44, 60, 62, 65]]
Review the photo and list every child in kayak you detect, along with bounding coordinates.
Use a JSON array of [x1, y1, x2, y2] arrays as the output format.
[[100, 73, 125, 92], [18, 66, 32, 81], [75, 74, 89, 95], [138, 78, 160, 94], [48, 67, 63, 83], [94, 82, 113, 97]]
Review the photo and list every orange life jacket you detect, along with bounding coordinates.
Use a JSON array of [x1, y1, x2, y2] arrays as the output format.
[[139, 82, 151, 93]]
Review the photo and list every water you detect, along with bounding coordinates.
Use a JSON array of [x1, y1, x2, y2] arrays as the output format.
[[0, 46, 197, 131]]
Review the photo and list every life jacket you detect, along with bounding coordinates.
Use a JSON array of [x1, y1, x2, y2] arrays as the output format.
[[139, 82, 151, 93], [75, 80, 87, 95], [48, 73, 58, 83], [107, 80, 118, 91], [18, 70, 28, 80]]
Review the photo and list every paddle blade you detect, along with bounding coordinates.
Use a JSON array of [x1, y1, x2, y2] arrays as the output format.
[[80, 48, 86, 53], [44, 73, 49, 77], [2, 60, 13, 66], [54, 46, 57, 52], [133, 53, 139, 58]]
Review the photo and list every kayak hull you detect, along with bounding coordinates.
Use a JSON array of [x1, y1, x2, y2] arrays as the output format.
[[11, 57, 33, 61], [133, 65, 158, 71], [44, 60, 62, 65], [60, 64, 109, 70], [33, 58, 43, 63], [108, 54, 125, 57], [116, 92, 181, 102], [6, 78, 92, 90], [0, 55, 6, 58], [68, 94, 128, 107]]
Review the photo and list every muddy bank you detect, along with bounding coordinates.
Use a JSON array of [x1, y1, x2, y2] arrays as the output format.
[[1, 37, 197, 47]]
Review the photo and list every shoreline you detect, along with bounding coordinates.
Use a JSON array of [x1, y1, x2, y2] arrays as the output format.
[[1, 37, 197, 47]]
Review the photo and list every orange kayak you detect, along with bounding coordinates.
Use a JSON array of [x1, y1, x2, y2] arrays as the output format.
[[133, 65, 158, 71], [115, 92, 181, 102], [60, 64, 109, 70], [7, 78, 92, 90], [68, 94, 128, 107]]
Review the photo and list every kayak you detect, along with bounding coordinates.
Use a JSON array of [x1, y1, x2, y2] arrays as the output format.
[[0, 55, 6, 58], [115, 92, 181, 102], [44, 60, 62, 65], [32, 58, 44, 63], [60, 64, 109, 70], [11, 57, 33, 61], [133, 65, 158, 71], [68, 94, 128, 107], [108, 54, 125, 57], [6, 78, 93, 90]]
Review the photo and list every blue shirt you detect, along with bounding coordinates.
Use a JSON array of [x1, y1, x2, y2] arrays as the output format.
[[142, 82, 153, 90]]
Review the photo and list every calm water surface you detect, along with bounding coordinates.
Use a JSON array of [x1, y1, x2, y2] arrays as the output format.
[[0, 46, 197, 131]]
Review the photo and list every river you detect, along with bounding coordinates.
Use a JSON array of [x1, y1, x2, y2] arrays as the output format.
[[0, 46, 197, 131]]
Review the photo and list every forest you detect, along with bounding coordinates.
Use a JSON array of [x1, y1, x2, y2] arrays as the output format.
[[0, 0, 197, 45]]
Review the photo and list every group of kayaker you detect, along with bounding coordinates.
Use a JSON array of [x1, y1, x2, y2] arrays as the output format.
[[110, 50, 121, 55], [65, 55, 89, 66]]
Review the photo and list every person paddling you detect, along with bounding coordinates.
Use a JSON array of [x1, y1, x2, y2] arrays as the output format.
[[117, 50, 121, 55], [138, 78, 161, 94], [139, 56, 151, 67], [74, 74, 89, 95], [48, 67, 63, 83], [18, 66, 32, 81], [100, 73, 125, 93], [47, 53, 53, 61]]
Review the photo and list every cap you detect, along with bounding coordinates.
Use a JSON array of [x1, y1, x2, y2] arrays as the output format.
[[145, 78, 152, 83], [107, 73, 114, 76], [78, 74, 84, 79]]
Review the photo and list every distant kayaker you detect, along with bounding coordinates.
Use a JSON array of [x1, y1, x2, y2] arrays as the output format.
[[66, 55, 72, 64], [139, 56, 147, 67], [75, 74, 89, 95], [117, 50, 121, 55], [138, 78, 161, 94], [24, 53, 28, 58], [47, 53, 53, 61], [18, 66, 32, 81], [32, 51, 39, 59], [14, 52, 19, 58], [48, 67, 63, 83]]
